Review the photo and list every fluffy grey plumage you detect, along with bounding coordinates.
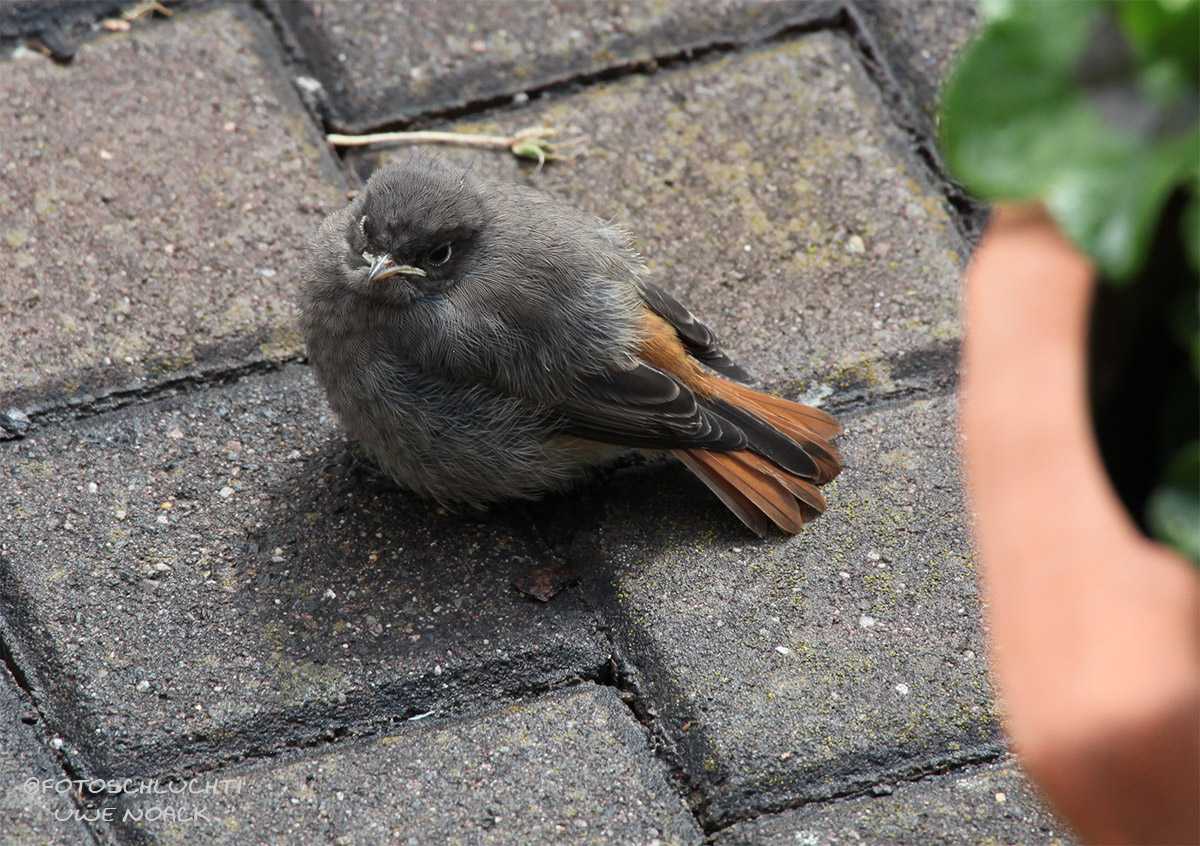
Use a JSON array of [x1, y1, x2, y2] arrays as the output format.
[[301, 157, 648, 504], [299, 155, 842, 532]]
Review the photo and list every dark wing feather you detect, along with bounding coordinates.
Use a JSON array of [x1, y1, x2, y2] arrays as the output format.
[[707, 397, 820, 480], [552, 359, 748, 451], [638, 281, 754, 383]]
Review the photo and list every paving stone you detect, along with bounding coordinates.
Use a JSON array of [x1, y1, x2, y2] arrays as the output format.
[[111, 684, 702, 845], [570, 395, 998, 827], [849, 0, 978, 141], [0, 5, 347, 414], [273, 0, 840, 133], [0, 667, 96, 845], [713, 756, 1075, 846], [0, 365, 609, 780], [367, 33, 965, 406]]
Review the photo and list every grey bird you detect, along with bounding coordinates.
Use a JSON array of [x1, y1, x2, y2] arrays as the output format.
[[298, 156, 842, 534]]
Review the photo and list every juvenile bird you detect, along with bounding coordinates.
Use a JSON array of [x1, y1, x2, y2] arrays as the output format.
[[299, 156, 842, 535]]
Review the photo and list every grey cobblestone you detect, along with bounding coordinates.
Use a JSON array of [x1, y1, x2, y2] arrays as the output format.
[[0, 5, 346, 415], [112, 685, 702, 846], [2, 365, 608, 779], [713, 756, 1074, 845]]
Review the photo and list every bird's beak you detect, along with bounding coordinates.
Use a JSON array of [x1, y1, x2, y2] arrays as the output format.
[[368, 254, 427, 283]]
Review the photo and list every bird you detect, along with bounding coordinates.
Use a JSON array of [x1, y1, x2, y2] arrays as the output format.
[[298, 156, 842, 535]]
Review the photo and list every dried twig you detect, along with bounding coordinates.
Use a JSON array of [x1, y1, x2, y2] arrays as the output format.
[[326, 125, 586, 170], [123, 1, 173, 20]]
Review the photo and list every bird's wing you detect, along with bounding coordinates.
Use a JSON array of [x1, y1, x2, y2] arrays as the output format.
[[638, 281, 754, 383], [549, 357, 838, 537], [550, 357, 749, 451]]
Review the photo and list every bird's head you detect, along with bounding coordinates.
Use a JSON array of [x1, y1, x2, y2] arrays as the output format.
[[348, 157, 486, 298]]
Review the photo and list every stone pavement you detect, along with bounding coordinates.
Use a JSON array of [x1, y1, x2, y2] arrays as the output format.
[[0, 1, 1075, 843]]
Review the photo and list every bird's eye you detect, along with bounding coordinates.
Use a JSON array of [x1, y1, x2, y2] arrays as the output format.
[[426, 243, 452, 266]]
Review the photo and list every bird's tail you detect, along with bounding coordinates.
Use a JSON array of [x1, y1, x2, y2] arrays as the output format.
[[674, 380, 843, 536]]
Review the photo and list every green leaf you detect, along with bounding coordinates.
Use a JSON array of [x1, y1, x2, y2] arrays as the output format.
[[1183, 189, 1200, 274], [1046, 125, 1199, 282], [939, 0, 1200, 281], [1147, 441, 1200, 563], [1120, 0, 1200, 82]]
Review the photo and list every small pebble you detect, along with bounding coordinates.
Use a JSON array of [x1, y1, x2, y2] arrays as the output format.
[[0, 408, 31, 440], [294, 75, 323, 94]]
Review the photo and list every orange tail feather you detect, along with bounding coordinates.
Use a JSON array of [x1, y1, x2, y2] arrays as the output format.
[[705, 378, 843, 484], [673, 448, 826, 535], [673, 450, 774, 536], [672, 379, 842, 535]]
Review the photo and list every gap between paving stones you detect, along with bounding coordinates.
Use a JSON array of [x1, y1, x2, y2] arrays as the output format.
[[839, 2, 984, 243], [0, 622, 38, 701], [5, 675, 645, 837], [259, 0, 845, 136], [57, 678, 684, 845], [0, 648, 106, 842], [587, 590, 1002, 835], [31, 643, 712, 844], [7, 356, 302, 431], [3, 337, 957, 448], [700, 748, 1010, 841], [5, 620, 617, 788]]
